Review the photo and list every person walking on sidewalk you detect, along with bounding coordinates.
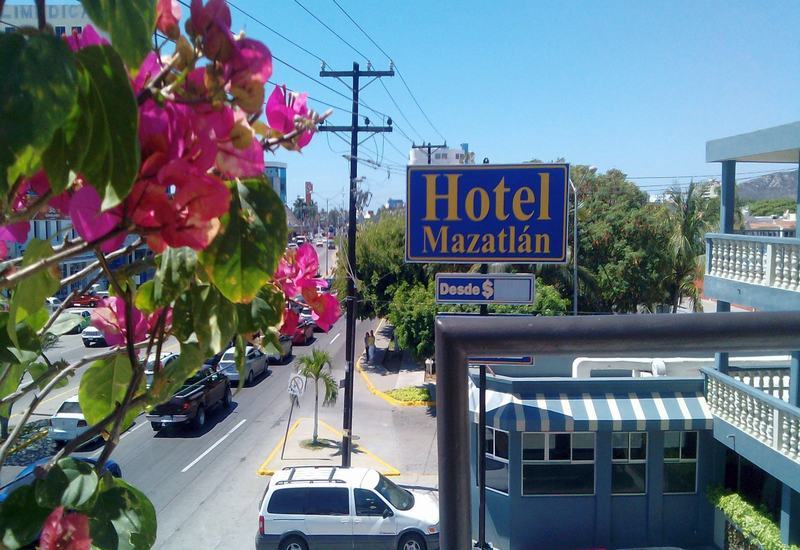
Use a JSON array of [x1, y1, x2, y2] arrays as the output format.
[[364, 332, 370, 360], [367, 331, 376, 363]]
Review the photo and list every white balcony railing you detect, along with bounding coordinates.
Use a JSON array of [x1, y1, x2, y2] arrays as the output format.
[[705, 234, 800, 291], [704, 368, 800, 463], [730, 367, 791, 402]]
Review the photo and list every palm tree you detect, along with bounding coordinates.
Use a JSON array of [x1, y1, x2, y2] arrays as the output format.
[[297, 349, 338, 444], [665, 181, 711, 312]]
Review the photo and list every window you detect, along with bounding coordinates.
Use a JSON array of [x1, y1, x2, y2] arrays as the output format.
[[71, 26, 82, 34], [482, 426, 509, 494], [522, 432, 595, 495], [355, 489, 389, 516], [612, 432, 647, 494], [267, 488, 306, 514], [305, 488, 349, 515], [55, 26, 66, 36], [664, 431, 698, 493]]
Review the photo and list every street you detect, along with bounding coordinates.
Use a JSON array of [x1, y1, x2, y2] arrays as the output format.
[[3, 314, 437, 550]]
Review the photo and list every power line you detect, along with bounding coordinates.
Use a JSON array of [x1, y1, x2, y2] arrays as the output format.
[[379, 79, 424, 142], [292, 0, 370, 63], [328, 0, 446, 141]]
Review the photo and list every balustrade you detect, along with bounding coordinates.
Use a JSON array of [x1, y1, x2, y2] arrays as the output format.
[[706, 234, 800, 291]]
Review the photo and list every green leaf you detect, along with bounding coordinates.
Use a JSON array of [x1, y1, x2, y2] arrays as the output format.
[[173, 285, 237, 355], [80, 0, 156, 69], [0, 32, 77, 190], [235, 284, 284, 334], [90, 477, 157, 550], [134, 280, 157, 313], [0, 363, 25, 417], [153, 247, 198, 306], [48, 313, 83, 336], [8, 240, 60, 343], [35, 457, 99, 511], [78, 355, 142, 428], [0, 485, 50, 549], [200, 179, 287, 303], [148, 342, 203, 406], [74, 45, 139, 208], [27, 362, 68, 391]]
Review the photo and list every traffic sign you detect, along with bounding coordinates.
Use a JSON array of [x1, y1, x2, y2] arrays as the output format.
[[287, 374, 305, 400], [435, 273, 534, 305], [406, 163, 569, 263]]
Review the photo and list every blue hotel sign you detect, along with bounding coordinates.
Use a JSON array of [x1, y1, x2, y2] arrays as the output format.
[[406, 164, 569, 263]]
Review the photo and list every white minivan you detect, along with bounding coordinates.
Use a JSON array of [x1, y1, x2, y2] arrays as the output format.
[[256, 466, 439, 550]]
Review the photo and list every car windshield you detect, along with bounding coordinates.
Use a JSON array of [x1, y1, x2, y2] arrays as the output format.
[[374, 473, 414, 511], [57, 401, 82, 414]]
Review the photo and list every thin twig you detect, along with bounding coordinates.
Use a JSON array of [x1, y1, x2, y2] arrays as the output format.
[[262, 110, 333, 151], [137, 52, 181, 106], [3, 191, 53, 226], [38, 273, 102, 336], [0, 364, 74, 473], [95, 251, 126, 298]]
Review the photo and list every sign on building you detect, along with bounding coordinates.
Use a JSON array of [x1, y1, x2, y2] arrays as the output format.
[[435, 273, 535, 305], [469, 356, 535, 366], [406, 164, 569, 263]]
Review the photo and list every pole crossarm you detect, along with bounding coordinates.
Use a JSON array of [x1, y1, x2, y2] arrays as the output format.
[[320, 69, 395, 78], [319, 126, 393, 133]]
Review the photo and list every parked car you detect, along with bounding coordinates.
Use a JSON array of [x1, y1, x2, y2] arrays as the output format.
[[144, 352, 180, 388], [287, 242, 298, 251], [256, 466, 439, 550], [70, 291, 104, 308], [292, 321, 315, 345], [315, 238, 324, 247], [81, 325, 107, 347], [62, 308, 92, 334], [45, 296, 62, 313], [294, 236, 307, 245], [146, 364, 231, 431], [49, 397, 95, 447], [264, 335, 293, 364], [327, 238, 335, 250], [218, 345, 269, 386], [0, 457, 122, 504]]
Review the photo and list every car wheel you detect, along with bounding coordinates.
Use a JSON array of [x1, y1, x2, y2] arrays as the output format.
[[89, 301, 96, 307], [192, 406, 206, 430], [283, 346, 293, 364], [245, 370, 253, 387], [83, 341, 91, 347], [399, 533, 426, 550], [222, 386, 231, 409], [279, 536, 307, 550], [150, 422, 162, 431]]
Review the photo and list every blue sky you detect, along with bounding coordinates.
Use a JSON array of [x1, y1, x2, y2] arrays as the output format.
[[228, 0, 799, 209]]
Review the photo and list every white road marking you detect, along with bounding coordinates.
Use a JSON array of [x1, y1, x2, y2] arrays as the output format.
[[330, 333, 341, 344], [89, 421, 147, 458], [181, 418, 247, 473]]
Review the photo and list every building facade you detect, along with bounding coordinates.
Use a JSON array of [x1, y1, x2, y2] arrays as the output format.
[[466, 122, 800, 549], [264, 162, 288, 204], [408, 143, 475, 166], [2, 4, 94, 35]]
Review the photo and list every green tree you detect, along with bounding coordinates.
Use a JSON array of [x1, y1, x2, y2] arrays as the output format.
[[664, 182, 711, 312], [746, 198, 796, 217], [292, 197, 319, 230], [297, 349, 338, 444]]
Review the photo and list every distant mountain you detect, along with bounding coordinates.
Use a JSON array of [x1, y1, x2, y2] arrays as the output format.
[[737, 170, 797, 202]]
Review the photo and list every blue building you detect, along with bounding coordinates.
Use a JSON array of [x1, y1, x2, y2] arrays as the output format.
[[467, 122, 800, 549], [264, 161, 288, 204]]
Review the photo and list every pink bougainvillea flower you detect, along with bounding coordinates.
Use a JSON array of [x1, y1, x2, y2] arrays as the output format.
[[190, 0, 234, 61], [279, 307, 299, 337], [216, 114, 264, 178], [132, 52, 163, 95], [146, 307, 173, 334], [69, 185, 126, 253], [156, 0, 181, 39], [12, 171, 73, 216], [301, 287, 342, 332], [227, 38, 272, 114], [0, 241, 7, 261], [265, 85, 314, 149], [0, 221, 28, 260], [91, 297, 148, 346], [63, 24, 108, 52], [127, 159, 230, 253], [274, 243, 325, 298], [40, 506, 91, 550]]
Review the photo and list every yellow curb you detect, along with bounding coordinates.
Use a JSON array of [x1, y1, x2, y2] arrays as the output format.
[[318, 419, 400, 477], [257, 418, 302, 476], [7, 428, 48, 456], [257, 417, 401, 477], [356, 357, 435, 408]]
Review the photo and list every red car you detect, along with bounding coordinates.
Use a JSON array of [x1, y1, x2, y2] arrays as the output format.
[[292, 321, 314, 345], [71, 290, 108, 308]]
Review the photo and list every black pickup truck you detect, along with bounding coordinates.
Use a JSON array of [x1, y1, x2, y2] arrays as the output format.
[[146, 364, 231, 431]]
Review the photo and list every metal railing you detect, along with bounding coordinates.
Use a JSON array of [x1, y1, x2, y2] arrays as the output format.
[[705, 233, 800, 291], [729, 367, 792, 402], [703, 368, 800, 463]]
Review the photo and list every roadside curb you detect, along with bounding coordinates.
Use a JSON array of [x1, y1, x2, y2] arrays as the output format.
[[355, 357, 435, 408], [6, 428, 48, 457]]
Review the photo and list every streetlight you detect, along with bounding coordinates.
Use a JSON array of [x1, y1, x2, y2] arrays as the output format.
[[569, 166, 597, 316]]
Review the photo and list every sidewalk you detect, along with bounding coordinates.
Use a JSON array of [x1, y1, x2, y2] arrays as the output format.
[[359, 321, 435, 402]]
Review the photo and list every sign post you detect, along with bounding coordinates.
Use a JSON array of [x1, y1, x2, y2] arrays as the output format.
[[281, 374, 306, 460]]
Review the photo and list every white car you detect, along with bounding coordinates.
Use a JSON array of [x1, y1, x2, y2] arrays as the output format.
[[144, 352, 180, 388], [45, 297, 62, 314], [49, 397, 94, 446], [256, 466, 439, 550], [218, 346, 268, 386], [81, 325, 107, 347]]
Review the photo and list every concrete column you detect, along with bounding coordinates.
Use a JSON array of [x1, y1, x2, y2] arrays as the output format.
[[647, 431, 664, 545], [781, 484, 800, 545], [789, 351, 800, 407], [720, 160, 736, 234], [594, 432, 612, 547]]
